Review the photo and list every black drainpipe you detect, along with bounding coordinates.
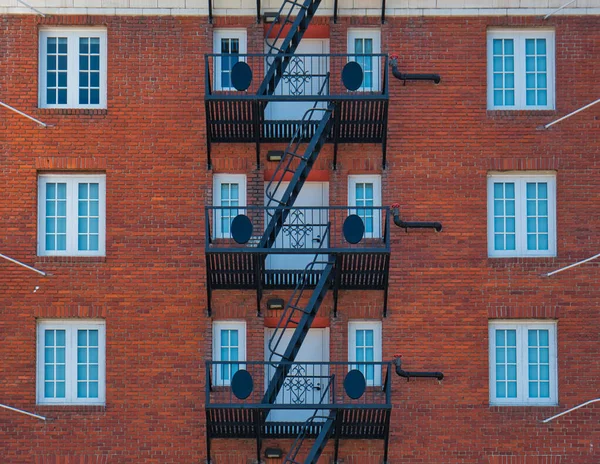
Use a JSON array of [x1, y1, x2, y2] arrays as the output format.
[[394, 356, 444, 381], [389, 56, 441, 85], [391, 204, 442, 232]]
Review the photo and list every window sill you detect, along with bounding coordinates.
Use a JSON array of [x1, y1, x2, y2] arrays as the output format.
[[36, 256, 106, 264], [487, 109, 557, 119], [35, 108, 108, 116], [489, 403, 558, 410], [488, 255, 557, 261], [36, 404, 106, 413]]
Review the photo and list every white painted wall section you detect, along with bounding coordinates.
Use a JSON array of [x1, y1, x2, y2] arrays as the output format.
[[1, 0, 599, 16]]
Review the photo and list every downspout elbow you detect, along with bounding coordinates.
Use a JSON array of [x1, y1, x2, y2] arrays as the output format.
[[390, 56, 441, 84], [393, 356, 444, 382], [392, 205, 442, 232]]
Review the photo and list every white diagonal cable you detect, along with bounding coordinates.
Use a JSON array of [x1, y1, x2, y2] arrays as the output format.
[[0, 101, 50, 127], [541, 98, 600, 129], [542, 398, 600, 423], [15, 0, 46, 16], [544, 0, 576, 20], [542, 252, 600, 277], [0, 403, 47, 421], [0, 252, 48, 276]]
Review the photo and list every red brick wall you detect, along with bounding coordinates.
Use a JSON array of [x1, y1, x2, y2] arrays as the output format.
[[1, 12, 598, 464]]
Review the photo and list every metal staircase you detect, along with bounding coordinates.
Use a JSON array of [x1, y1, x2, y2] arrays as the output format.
[[258, 0, 324, 96], [260, 104, 334, 250], [256, 1, 339, 460], [285, 407, 337, 464]]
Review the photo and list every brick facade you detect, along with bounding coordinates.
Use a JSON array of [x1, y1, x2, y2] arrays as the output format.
[[1, 11, 599, 464]]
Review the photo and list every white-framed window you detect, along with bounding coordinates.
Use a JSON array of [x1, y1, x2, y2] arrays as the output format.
[[39, 28, 107, 109], [38, 174, 106, 256], [347, 29, 381, 92], [489, 320, 557, 406], [212, 321, 246, 386], [487, 173, 556, 258], [37, 320, 106, 405], [213, 29, 247, 91], [348, 175, 382, 238], [487, 29, 555, 110], [213, 174, 247, 239], [348, 321, 382, 386]]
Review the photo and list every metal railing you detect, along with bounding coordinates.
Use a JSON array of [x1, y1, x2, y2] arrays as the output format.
[[206, 361, 392, 409], [205, 53, 389, 99], [205, 206, 390, 253]]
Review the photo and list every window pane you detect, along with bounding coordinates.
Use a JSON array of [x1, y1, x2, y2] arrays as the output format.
[[46, 37, 68, 106], [43, 329, 66, 398], [491, 38, 514, 106]]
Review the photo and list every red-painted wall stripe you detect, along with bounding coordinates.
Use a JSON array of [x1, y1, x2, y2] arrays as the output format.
[[264, 24, 329, 39], [264, 317, 330, 328], [264, 169, 329, 182]]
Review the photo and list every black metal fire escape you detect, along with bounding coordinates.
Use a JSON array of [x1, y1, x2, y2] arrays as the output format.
[[205, 0, 393, 461], [257, 0, 337, 460]]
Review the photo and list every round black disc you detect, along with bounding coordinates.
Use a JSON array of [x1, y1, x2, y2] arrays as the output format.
[[344, 369, 367, 400], [231, 369, 253, 400], [231, 61, 253, 91], [342, 61, 364, 91], [343, 214, 365, 244], [231, 214, 253, 244]]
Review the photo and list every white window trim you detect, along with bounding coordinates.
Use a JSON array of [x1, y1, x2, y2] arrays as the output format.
[[212, 174, 247, 239], [39, 28, 108, 109], [347, 29, 381, 92], [487, 172, 556, 258], [487, 29, 555, 110], [348, 175, 382, 239], [348, 320, 382, 386], [37, 319, 106, 405], [38, 174, 107, 257], [489, 320, 558, 406], [213, 29, 248, 91], [212, 320, 246, 386]]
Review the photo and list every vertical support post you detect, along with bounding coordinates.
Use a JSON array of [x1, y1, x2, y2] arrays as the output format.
[[254, 101, 261, 169], [381, 101, 388, 170], [332, 101, 341, 170], [206, 254, 213, 317], [205, 361, 212, 463], [381, 0, 386, 24], [208, 0, 213, 24], [382, 409, 391, 463], [333, 409, 343, 463], [205, 100, 213, 170], [332, 255, 341, 318], [254, 409, 263, 463], [256, 0, 261, 23], [333, 0, 338, 23], [255, 253, 263, 316], [383, 253, 389, 317]]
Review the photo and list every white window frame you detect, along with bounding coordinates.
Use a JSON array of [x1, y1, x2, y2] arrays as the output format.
[[212, 321, 246, 386], [487, 172, 556, 258], [38, 174, 106, 257], [348, 174, 383, 238], [213, 29, 248, 91], [348, 321, 382, 387], [487, 29, 555, 110], [348, 175, 382, 239], [489, 320, 558, 406], [39, 28, 108, 109], [37, 319, 106, 405], [213, 174, 247, 239], [347, 29, 381, 92]]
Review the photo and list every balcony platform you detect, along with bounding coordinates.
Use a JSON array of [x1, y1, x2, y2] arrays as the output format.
[[205, 206, 391, 316], [204, 53, 389, 168], [205, 361, 392, 461]]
